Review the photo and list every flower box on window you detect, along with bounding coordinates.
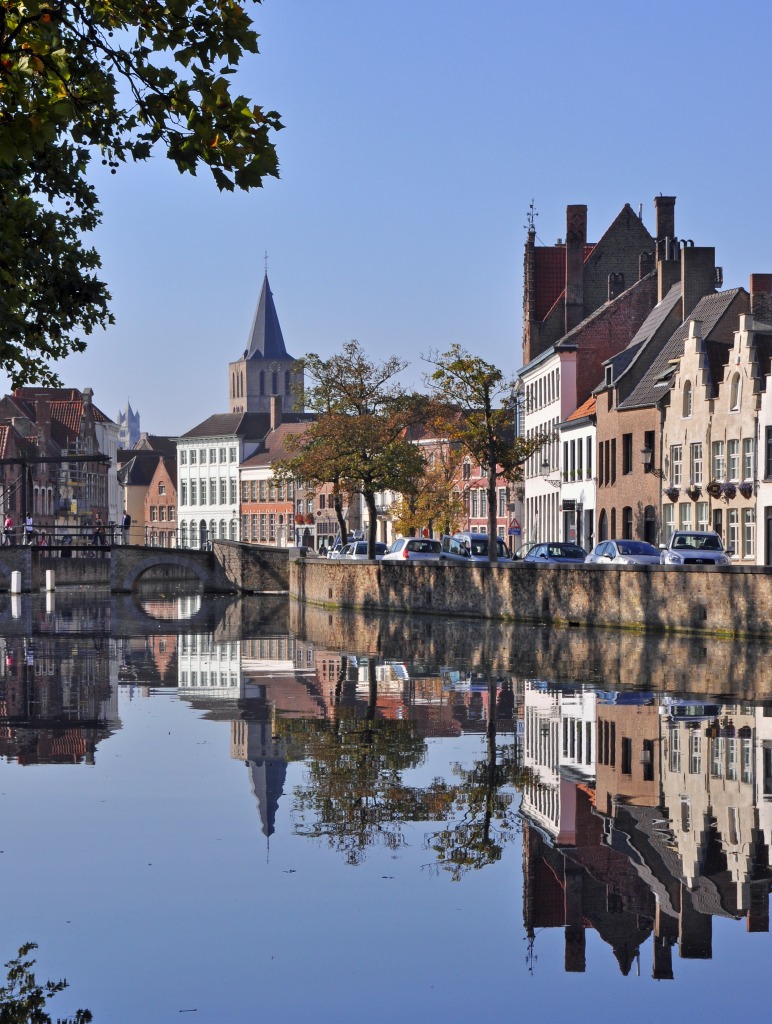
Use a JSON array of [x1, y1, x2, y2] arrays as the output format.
[[738, 481, 754, 499], [721, 481, 737, 500], [664, 486, 680, 502], [686, 484, 701, 500]]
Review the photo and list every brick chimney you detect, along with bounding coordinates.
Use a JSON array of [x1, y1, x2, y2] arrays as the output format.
[[270, 394, 282, 431], [681, 246, 716, 321], [565, 204, 587, 333], [750, 274, 772, 321], [655, 196, 679, 301], [654, 195, 676, 246]]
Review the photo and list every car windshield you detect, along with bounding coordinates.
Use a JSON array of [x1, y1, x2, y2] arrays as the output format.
[[550, 545, 585, 558], [408, 540, 441, 553], [617, 542, 657, 555], [674, 533, 722, 551]]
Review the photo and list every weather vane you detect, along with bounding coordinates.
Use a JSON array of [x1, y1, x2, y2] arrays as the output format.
[[525, 199, 538, 233]]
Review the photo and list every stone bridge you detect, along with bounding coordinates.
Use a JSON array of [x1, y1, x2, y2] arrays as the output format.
[[0, 539, 291, 594]]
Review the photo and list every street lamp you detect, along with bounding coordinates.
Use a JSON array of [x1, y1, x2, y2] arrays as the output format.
[[640, 446, 653, 471]]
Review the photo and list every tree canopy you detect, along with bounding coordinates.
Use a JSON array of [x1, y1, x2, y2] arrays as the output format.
[[0, 0, 282, 386], [278, 341, 425, 557], [425, 345, 548, 561]]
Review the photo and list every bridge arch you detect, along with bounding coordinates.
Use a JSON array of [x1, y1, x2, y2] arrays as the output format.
[[111, 547, 235, 594]]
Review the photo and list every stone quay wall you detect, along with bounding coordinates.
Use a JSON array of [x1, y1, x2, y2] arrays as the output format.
[[288, 557, 772, 640], [213, 540, 290, 594]]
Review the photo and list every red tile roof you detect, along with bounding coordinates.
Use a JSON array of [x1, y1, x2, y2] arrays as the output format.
[[566, 396, 596, 422]]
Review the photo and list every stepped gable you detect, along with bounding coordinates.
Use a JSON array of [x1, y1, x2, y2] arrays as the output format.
[[619, 288, 746, 410], [244, 274, 293, 361]]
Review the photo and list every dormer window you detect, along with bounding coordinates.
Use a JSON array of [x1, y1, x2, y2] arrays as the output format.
[[604, 365, 613, 387]]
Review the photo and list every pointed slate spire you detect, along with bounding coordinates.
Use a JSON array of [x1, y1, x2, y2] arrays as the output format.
[[244, 274, 292, 360]]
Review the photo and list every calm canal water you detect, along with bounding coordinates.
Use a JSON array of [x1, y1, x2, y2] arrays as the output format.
[[0, 588, 771, 1022]]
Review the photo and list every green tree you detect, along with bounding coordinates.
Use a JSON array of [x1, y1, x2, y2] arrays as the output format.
[[0, 943, 91, 1023], [0, 0, 281, 386], [425, 345, 548, 562], [279, 341, 425, 558]]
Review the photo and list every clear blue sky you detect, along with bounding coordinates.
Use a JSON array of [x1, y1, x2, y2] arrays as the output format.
[[19, 0, 772, 435]]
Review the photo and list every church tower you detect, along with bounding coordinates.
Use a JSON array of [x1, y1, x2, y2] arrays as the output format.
[[228, 275, 304, 414]]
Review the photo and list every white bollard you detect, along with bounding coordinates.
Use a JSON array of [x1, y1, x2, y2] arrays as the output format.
[[46, 590, 55, 615], [45, 569, 55, 592], [11, 594, 20, 619], [10, 570, 21, 594]]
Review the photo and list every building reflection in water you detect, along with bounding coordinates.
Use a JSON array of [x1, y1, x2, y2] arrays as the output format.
[[5, 589, 772, 982], [521, 683, 772, 979]]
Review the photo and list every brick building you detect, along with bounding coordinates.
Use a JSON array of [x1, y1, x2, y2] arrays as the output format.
[[144, 457, 178, 547], [518, 200, 660, 544]]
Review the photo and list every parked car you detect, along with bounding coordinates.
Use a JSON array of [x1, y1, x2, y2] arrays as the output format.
[[382, 537, 443, 561], [513, 541, 536, 560], [523, 542, 588, 564], [585, 539, 661, 566], [441, 532, 513, 563], [340, 541, 389, 560], [659, 531, 731, 566]]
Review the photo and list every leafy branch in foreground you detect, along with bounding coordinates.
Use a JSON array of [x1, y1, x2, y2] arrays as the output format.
[[0, 942, 92, 1023], [0, 0, 282, 386]]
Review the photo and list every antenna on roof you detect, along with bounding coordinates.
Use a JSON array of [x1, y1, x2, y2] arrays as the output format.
[[525, 199, 538, 233]]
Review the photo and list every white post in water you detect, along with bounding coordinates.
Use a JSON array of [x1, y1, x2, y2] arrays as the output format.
[[45, 569, 55, 592], [46, 589, 55, 615], [10, 570, 21, 594], [11, 594, 20, 619]]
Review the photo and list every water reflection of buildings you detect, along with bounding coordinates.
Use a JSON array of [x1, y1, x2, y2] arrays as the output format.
[[520, 684, 772, 978], [0, 635, 119, 765]]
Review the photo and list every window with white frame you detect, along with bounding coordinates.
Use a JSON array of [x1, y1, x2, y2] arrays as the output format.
[[200, 449, 207, 463], [663, 503, 675, 543], [480, 490, 488, 518], [190, 449, 197, 465], [229, 480, 237, 504], [199, 480, 206, 505], [712, 440, 726, 480], [498, 489, 506, 518], [471, 491, 479, 518], [679, 502, 692, 530], [743, 437, 755, 480], [670, 445, 683, 486], [696, 501, 709, 531], [690, 442, 703, 484], [181, 482, 188, 505], [180, 450, 187, 465], [743, 507, 755, 559], [190, 481, 197, 504], [728, 439, 740, 480], [728, 507, 739, 556], [689, 731, 702, 775]]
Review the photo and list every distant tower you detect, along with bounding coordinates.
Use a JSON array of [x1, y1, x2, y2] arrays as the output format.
[[228, 274, 304, 414], [116, 401, 141, 448]]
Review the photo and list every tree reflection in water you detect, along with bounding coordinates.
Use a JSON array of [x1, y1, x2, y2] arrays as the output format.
[[286, 663, 523, 874]]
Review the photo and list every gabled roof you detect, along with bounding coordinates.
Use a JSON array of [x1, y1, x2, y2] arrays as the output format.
[[181, 411, 313, 441], [117, 453, 159, 487], [556, 271, 656, 351], [619, 288, 745, 410], [133, 434, 177, 456], [596, 283, 682, 393], [243, 274, 293, 361], [240, 422, 311, 468]]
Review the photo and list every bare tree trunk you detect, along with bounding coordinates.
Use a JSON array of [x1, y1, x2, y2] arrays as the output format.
[[364, 490, 378, 559]]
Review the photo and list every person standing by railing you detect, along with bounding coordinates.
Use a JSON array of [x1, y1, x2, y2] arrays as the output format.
[[24, 515, 34, 545], [122, 510, 132, 545], [3, 515, 13, 546]]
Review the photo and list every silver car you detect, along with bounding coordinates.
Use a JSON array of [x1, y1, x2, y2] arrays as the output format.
[[382, 538, 443, 561], [659, 531, 731, 566], [585, 539, 661, 566], [441, 532, 513, 563], [340, 541, 388, 560]]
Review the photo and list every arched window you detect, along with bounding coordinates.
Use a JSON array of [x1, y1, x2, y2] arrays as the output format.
[[682, 379, 692, 418], [229, 518, 238, 541], [643, 505, 656, 545], [730, 372, 741, 411], [462, 460, 471, 481], [622, 506, 633, 539], [219, 519, 227, 539], [599, 510, 608, 541], [259, 370, 265, 396]]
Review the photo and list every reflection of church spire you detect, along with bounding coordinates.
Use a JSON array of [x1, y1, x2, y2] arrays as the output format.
[[247, 756, 287, 838]]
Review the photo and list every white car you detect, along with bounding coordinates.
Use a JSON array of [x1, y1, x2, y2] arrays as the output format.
[[340, 541, 388, 560], [381, 538, 443, 561]]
